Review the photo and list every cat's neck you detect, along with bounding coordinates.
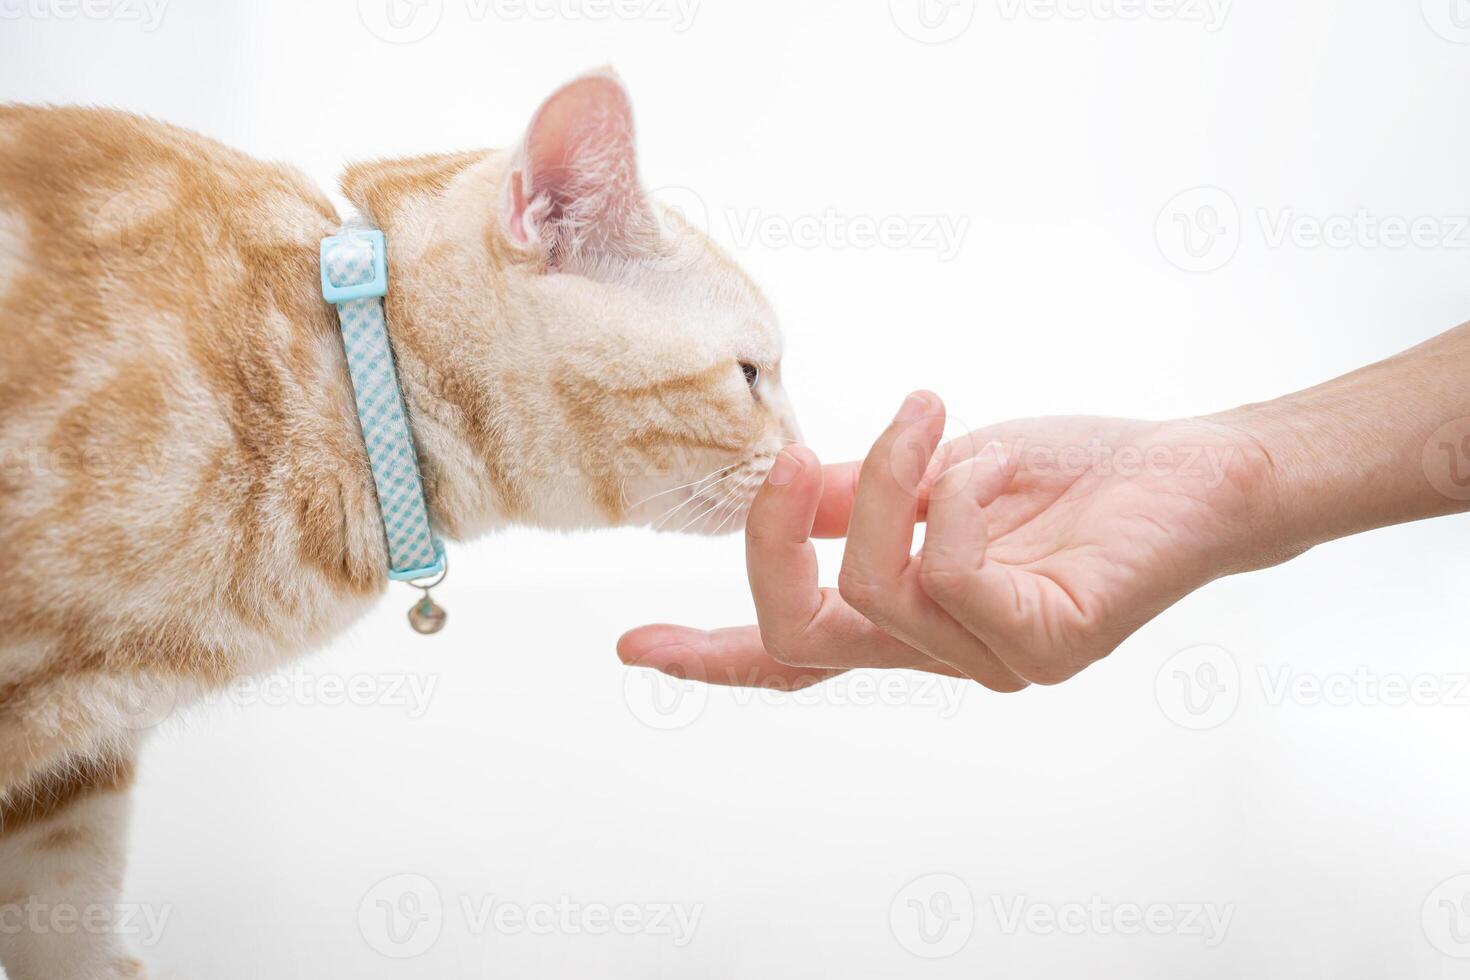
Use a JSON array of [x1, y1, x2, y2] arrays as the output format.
[[337, 150, 530, 542]]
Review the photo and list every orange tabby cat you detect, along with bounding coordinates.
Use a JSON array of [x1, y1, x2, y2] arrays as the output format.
[[0, 70, 797, 979]]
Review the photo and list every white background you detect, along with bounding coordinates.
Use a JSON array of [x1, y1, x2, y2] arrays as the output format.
[[6, 0, 1470, 976]]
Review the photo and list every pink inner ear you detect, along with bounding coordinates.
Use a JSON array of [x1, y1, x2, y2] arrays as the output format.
[[510, 71, 643, 256]]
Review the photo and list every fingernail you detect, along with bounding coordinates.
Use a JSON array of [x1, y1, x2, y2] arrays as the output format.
[[767, 449, 802, 487], [896, 392, 929, 423]]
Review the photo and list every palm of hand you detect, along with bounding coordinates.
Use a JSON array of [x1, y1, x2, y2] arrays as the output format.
[[951, 417, 1264, 680]]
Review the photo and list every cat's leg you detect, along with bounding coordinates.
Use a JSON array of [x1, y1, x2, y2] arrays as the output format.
[[0, 750, 149, 980]]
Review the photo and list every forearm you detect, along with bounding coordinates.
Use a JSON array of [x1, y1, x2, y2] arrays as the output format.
[[1209, 321, 1470, 566]]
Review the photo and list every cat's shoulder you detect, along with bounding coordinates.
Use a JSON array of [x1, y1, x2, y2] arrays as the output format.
[[2, 104, 248, 169], [0, 104, 335, 230]]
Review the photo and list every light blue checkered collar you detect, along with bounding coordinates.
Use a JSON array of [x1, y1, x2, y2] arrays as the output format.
[[320, 229, 448, 625]]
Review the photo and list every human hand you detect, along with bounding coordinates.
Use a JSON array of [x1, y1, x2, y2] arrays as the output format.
[[618, 391, 1277, 690]]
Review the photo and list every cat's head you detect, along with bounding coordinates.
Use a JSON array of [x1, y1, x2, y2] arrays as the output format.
[[345, 70, 799, 539]]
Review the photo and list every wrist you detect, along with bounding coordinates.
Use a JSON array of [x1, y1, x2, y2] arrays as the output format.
[[1205, 365, 1470, 568], [1197, 405, 1315, 572]]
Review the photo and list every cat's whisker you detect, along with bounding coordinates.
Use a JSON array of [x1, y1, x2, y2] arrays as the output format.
[[625, 464, 727, 513], [653, 482, 719, 532], [647, 475, 723, 529], [673, 493, 725, 534], [675, 475, 744, 534], [720, 473, 763, 532], [652, 467, 745, 531], [683, 471, 758, 534], [711, 475, 759, 535]]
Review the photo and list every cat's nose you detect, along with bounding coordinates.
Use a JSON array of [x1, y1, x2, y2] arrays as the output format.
[[766, 387, 801, 446]]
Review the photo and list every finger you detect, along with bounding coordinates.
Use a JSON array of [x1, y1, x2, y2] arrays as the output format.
[[745, 447, 970, 677], [814, 399, 1025, 692], [617, 624, 842, 691], [919, 449, 1024, 656], [812, 461, 860, 538], [840, 391, 946, 582], [617, 622, 968, 685], [813, 433, 984, 539], [744, 445, 826, 638]]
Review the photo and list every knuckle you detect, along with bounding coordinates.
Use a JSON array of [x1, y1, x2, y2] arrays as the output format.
[[744, 521, 774, 546], [1012, 655, 1079, 687], [980, 674, 1031, 694], [760, 627, 798, 666], [836, 566, 883, 615], [918, 556, 970, 601]]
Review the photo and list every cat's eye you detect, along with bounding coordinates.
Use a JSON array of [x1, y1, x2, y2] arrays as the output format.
[[740, 362, 760, 390]]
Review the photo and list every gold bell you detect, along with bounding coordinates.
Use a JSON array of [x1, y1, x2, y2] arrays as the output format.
[[407, 592, 446, 634]]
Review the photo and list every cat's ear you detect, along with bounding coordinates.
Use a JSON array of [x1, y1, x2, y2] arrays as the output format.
[[501, 69, 648, 265]]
